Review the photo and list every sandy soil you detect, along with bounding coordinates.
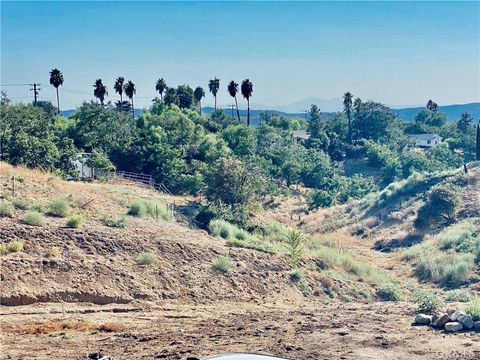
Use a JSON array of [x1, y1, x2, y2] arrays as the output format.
[[1, 301, 479, 360]]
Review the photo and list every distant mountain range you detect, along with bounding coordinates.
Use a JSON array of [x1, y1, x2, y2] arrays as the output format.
[[60, 102, 480, 123]]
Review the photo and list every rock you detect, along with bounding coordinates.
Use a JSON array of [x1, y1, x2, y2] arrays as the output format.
[[415, 314, 432, 325], [431, 313, 450, 328], [446, 308, 457, 316], [449, 310, 466, 321], [473, 321, 480, 332], [444, 322, 463, 332], [457, 314, 474, 330]]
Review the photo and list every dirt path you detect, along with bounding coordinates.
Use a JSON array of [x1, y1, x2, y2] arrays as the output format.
[[1, 301, 478, 359]]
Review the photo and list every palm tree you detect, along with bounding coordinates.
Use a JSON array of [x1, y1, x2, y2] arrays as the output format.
[[194, 86, 205, 114], [208, 78, 220, 110], [343, 92, 353, 144], [93, 79, 107, 105], [155, 78, 167, 101], [114, 77, 125, 103], [49, 68, 64, 114], [124, 80, 136, 118], [228, 81, 241, 122], [241, 79, 253, 126]]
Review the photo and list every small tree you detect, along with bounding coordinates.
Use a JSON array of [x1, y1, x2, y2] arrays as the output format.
[[285, 228, 304, 265], [415, 183, 461, 229]]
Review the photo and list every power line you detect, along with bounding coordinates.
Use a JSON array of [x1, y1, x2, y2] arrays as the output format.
[[0, 83, 32, 87]]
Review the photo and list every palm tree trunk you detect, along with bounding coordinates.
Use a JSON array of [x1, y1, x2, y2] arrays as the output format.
[[160, 93, 163, 102], [199, 100, 202, 115], [234, 96, 240, 122], [56, 87, 60, 114], [348, 114, 352, 144], [247, 99, 250, 126], [131, 98, 135, 119], [214, 95, 217, 110], [120, 93, 123, 103]]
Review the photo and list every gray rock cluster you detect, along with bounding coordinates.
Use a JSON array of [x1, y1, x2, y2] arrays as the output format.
[[414, 308, 480, 333]]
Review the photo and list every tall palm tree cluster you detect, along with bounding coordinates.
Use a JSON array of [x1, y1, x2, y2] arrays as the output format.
[[48, 68, 254, 123]]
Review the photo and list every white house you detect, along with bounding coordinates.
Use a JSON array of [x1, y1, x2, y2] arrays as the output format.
[[408, 134, 443, 148], [291, 130, 310, 143], [69, 153, 94, 180]]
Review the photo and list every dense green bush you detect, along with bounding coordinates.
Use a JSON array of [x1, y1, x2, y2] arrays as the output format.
[[415, 291, 444, 314], [209, 219, 234, 239], [0, 200, 14, 217], [12, 198, 30, 210], [376, 283, 401, 301], [212, 256, 232, 274], [101, 217, 126, 228], [415, 183, 461, 229], [464, 297, 480, 321], [47, 198, 69, 217], [65, 214, 84, 228], [21, 211, 45, 226], [137, 251, 157, 266]]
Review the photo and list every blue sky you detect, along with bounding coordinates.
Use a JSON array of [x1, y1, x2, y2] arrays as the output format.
[[1, 1, 479, 110]]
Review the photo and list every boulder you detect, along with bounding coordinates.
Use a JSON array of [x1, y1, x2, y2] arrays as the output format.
[[431, 313, 449, 329], [414, 314, 432, 325], [444, 322, 463, 332], [457, 314, 474, 330], [449, 310, 466, 322], [474, 321, 480, 332]]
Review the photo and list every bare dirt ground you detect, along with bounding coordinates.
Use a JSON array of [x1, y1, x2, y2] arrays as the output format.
[[2, 301, 479, 360]]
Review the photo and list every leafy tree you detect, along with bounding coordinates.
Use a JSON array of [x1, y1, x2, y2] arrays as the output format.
[[93, 79, 107, 105], [49, 68, 64, 114], [124, 80, 136, 118], [415, 183, 460, 229], [176, 84, 194, 109], [222, 124, 257, 157], [307, 104, 322, 139], [227, 81, 241, 122], [353, 101, 397, 141], [35, 100, 58, 117], [115, 100, 131, 112], [413, 108, 447, 128], [426, 99, 438, 112], [457, 112, 473, 132], [343, 91, 353, 143], [155, 78, 167, 101], [114, 77, 125, 103], [205, 157, 265, 224], [164, 87, 179, 106], [241, 79, 253, 126], [194, 86, 205, 114], [208, 77, 220, 110]]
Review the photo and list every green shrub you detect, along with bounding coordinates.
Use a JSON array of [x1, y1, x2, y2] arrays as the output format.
[[285, 228, 304, 264], [0, 244, 7, 255], [6, 240, 24, 253], [209, 219, 235, 239], [415, 183, 461, 229], [128, 202, 145, 217], [415, 291, 444, 314], [464, 297, 480, 321], [101, 218, 126, 228], [445, 289, 472, 303], [21, 211, 45, 226], [12, 198, 30, 210], [234, 228, 249, 241], [212, 256, 232, 274], [437, 222, 476, 251], [0, 200, 13, 217], [65, 214, 84, 228], [47, 198, 69, 217], [376, 283, 401, 301], [225, 238, 275, 254], [307, 189, 335, 209], [289, 269, 303, 282], [413, 252, 474, 287], [137, 251, 157, 266], [128, 201, 172, 221]]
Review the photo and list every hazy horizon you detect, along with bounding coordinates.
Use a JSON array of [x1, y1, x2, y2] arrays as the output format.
[[2, 1, 479, 109]]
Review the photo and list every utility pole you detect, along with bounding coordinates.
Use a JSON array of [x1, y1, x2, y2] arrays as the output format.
[[30, 83, 41, 105]]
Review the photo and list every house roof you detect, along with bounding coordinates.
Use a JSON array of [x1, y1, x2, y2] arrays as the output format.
[[408, 133, 443, 141], [291, 130, 310, 140]]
